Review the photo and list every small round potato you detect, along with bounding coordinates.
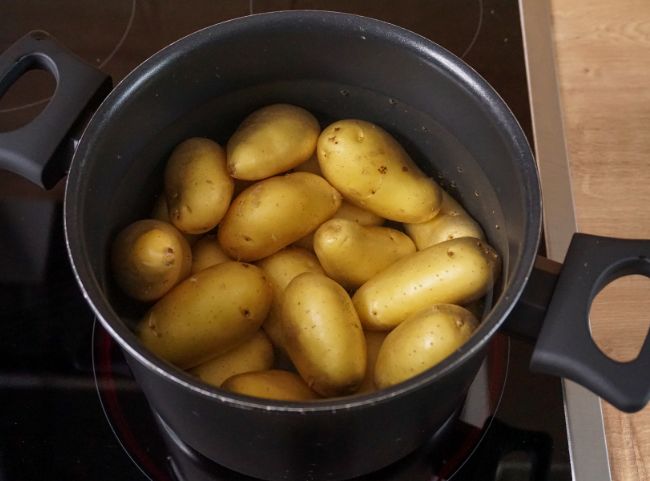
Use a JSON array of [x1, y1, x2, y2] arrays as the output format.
[[405, 191, 484, 250], [227, 104, 321, 180], [356, 330, 388, 394], [191, 235, 231, 274], [190, 331, 274, 387], [111, 219, 192, 302], [317, 119, 442, 223], [314, 219, 416, 289], [222, 370, 320, 401], [374, 304, 478, 389], [218, 172, 342, 261], [282, 272, 366, 397], [165, 137, 234, 234], [138, 261, 272, 369], [353, 237, 500, 330], [257, 247, 325, 350]]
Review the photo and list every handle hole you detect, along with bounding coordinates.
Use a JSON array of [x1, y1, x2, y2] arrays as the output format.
[[589, 274, 650, 362], [0, 66, 56, 132]]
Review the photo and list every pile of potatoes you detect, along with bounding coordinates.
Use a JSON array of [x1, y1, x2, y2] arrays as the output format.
[[111, 104, 500, 402]]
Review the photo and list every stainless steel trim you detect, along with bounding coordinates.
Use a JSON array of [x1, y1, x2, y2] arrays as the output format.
[[518, 1, 612, 480]]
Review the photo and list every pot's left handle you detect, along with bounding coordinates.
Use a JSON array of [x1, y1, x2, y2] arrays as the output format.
[[527, 233, 650, 413], [0, 31, 111, 188]]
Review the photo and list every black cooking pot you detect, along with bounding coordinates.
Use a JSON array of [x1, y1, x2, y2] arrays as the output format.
[[1, 11, 648, 481]]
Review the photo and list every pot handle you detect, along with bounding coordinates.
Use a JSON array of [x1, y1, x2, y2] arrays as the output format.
[[0, 31, 111, 188], [516, 233, 650, 413]]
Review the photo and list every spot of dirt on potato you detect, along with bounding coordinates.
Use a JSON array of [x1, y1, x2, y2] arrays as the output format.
[[402, 166, 409, 172], [328, 136, 337, 143], [240, 307, 251, 318], [243, 235, 253, 242], [378, 166, 387, 174], [447, 250, 455, 257], [334, 127, 340, 132]]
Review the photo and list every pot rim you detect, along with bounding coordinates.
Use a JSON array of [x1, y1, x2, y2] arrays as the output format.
[[64, 10, 542, 413]]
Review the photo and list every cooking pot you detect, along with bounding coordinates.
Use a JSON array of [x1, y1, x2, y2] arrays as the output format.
[[1, 11, 648, 481]]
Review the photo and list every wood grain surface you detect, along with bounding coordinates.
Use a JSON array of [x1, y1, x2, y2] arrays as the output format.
[[549, 0, 650, 479]]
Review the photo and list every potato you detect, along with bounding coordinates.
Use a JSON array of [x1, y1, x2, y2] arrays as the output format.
[[111, 219, 192, 302], [317, 119, 442, 223], [222, 370, 319, 401], [374, 305, 478, 389], [218, 172, 342, 261], [227, 104, 320, 180], [138, 261, 272, 369], [353, 237, 500, 330], [257, 247, 325, 349], [294, 152, 322, 175], [190, 331, 274, 387], [165, 137, 234, 234], [191, 235, 231, 274], [293, 200, 383, 252], [282, 272, 366, 396], [356, 330, 388, 394], [313, 219, 415, 289], [151, 194, 199, 244], [405, 191, 484, 250]]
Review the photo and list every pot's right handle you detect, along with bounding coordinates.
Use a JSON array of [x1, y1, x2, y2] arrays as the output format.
[[0, 31, 111, 188], [518, 233, 650, 413]]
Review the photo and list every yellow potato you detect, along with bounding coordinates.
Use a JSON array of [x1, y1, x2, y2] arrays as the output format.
[[227, 104, 320, 180], [111, 219, 192, 302], [165, 137, 234, 234], [222, 370, 319, 401], [356, 331, 388, 394], [405, 191, 484, 250], [353, 237, 500, 330], [317, 119, 442, 223], [256, 247, 325, 350], [282, 272, 366, 397], [293, 200, 383, 252], [375, 304, 478, 389], [151, 194, 199, 244], [190, 331, 274, 387], [313, 219, 416, 289], [218, 172, 342, 261], [138, 261, 272, 369], [191, 235, 231, 274]]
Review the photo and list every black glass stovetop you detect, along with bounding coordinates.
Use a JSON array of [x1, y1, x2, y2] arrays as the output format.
[[0, 1, 569, 480]]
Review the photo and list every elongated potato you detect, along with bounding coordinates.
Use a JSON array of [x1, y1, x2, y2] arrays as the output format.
[[218, 172, 342, 261], [111, 219, 192, 302], [405, 191, 484, 250], [165, 138, 234, 234], [282, 273, 366, 396], [317, 119, 442, 223], [191, 235, 231, 274], [353, 237, 500, 330], [293, 200, 383, 251], [227, 104, 320, 180], [375, 305, 478, 389], [222, 370, 319, 401], [191, 331, 274, 387], [356, 330, 388, 394], [138, 261, 272, 369], [314, 219, 416, 289], [256, 247, 325, 349]]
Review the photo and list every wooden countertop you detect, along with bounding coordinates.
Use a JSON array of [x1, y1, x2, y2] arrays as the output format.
[[549, 0, 650, 479]]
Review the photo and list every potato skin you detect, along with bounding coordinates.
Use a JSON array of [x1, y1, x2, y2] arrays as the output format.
[[218, 172, 342, 261], [227, 104, 320, 180], [111, 219, 192, 302], [314, 219, 415, 289], [353, 237, 500, 330], [191, 235, 231, 274], [405, 191, 484, 250], [317, 119, 442, 223], [151, 194, 199, 244], [282, 273, 366, 397], [190, 331, 274, 387], [222, 370, 319, 401], [138, 261, 272, 369], [165, 137, 234, 234], [356, 330, 388, 394], [374, 304, 478, 389], [256, 247, 325, 350]]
